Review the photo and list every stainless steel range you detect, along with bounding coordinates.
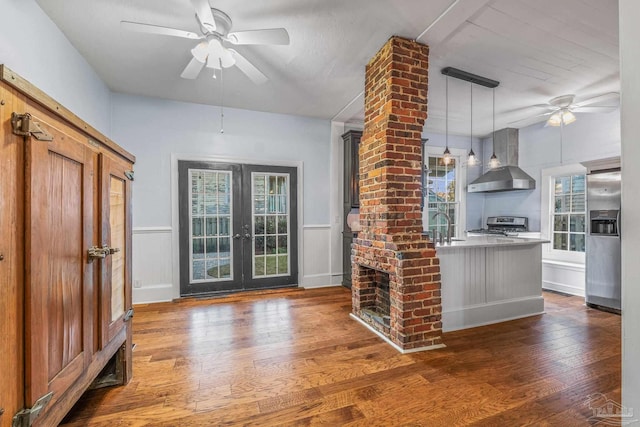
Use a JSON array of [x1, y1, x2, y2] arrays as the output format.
[[467, 216, 528, 236]]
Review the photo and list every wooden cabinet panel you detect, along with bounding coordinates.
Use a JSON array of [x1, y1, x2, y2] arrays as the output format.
[[100, 154, 132, 347], [0, 80, 25, 427], [24, 111, 96, 412]]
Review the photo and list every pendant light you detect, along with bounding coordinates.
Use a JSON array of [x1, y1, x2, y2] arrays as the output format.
[[442, 75, 452, 165], [467, 82, 479, 166], [488, 87, 500, 169]]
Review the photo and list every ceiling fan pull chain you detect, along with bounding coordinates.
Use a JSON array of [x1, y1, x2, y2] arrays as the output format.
[[220, 58, 224, 134]]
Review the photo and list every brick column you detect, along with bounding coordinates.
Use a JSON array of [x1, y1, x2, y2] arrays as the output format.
[[351, 36, 443, 352]]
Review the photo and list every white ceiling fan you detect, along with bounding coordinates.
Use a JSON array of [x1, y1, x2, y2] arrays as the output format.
[[515, 92, 620, 127], [120, 0, 290, 84]]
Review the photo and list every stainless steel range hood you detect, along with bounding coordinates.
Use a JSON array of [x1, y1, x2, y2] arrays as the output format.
[[468, 128, 535, 193]]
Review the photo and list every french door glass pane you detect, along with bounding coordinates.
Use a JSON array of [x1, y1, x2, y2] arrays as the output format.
[[253, 172, 289, 278], [189, 170, 233, 282]]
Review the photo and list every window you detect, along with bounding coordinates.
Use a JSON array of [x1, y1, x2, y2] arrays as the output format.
[[552, 174, 586, 252], [541, 163, 587, 264], [423, 146, 467, 238]]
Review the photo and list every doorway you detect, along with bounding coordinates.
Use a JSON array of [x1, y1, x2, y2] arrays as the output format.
[[178, 161, 298, 296]]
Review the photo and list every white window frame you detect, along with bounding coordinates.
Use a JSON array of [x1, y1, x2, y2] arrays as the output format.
[[541, 163, 587, 264], [423, 146, 467, 239]]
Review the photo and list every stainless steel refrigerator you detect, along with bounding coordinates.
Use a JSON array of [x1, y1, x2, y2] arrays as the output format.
[[585, 170, 621, 313]]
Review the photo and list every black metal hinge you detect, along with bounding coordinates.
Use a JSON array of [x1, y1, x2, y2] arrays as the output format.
[[124, 308, 134, 322], [124, 170, 134, 181], [12, 392, 53, 427], [10, 113, 53, 141]]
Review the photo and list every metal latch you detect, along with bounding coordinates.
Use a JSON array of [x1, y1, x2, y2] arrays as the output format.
[[88, 245, 120, 260], [12, 392, 53, 427], [124, 170, 134, 181], [124, 308, 134, 322], [11, 113, 53, 141]]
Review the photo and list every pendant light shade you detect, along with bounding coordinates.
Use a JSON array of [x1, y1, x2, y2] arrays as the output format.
[[467, 82, 479, 166], [442, 75, 452, 165]]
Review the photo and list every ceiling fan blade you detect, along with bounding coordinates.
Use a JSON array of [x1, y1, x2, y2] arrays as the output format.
[[228, 49, 268, 84], [508, 112, 552, 126], [574, 92, 620, 108], [227, 28, 290, 45], [190, 0, 216, 32], [120, 21, 202, 39], [181, 57, 206, 79], [573, 106, 619, 114], [532, 104, 556, 110]]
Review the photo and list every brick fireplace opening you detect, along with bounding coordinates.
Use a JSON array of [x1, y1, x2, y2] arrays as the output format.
[[358, 269, 391, 332], [350, 36, 444, 352]]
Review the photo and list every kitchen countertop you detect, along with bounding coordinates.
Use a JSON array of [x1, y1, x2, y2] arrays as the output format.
[[433, 235, 550, 249]]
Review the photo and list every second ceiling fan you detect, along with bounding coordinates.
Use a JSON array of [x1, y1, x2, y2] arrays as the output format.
[[518, 92, 620, 127], [121, 0, 290, 84]]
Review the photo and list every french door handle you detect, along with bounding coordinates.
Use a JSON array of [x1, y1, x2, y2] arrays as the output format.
[[243, 233, 252, 240], [233, 234, 242, 240]]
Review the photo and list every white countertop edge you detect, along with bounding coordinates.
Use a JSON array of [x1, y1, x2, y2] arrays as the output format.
[[435, 236, 551, 249]]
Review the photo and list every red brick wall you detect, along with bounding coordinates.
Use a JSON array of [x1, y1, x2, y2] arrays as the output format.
[[352, 36, 443, 351]]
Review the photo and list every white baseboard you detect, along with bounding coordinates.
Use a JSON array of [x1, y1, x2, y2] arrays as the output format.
[[442, 296, 545, 332], [543, 281, 586, 297], [133, 283, 174, 304], [301, 273, 340, 288]]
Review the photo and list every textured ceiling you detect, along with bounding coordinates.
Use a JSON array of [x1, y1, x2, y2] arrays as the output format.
[[36, 0, 620, 136]]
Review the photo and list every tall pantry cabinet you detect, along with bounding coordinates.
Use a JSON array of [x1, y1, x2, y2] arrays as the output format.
[[0, 65, 135, 427]]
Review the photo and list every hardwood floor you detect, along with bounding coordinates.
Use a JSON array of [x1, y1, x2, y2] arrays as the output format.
[[60, 287, 621, 426]]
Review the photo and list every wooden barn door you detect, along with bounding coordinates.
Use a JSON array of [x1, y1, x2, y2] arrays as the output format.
[[24, 112, 96, 413]]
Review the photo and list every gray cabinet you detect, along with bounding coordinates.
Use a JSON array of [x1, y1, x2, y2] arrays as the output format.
[[342, 130, 361, 288]]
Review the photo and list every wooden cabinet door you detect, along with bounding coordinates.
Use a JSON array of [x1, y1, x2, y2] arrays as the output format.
[[24, 114, 96, 410], [99, 154, 132, 347]]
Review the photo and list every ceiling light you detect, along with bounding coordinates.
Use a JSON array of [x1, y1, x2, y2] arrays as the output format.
[[191, 41, 209, 63], [546, 108, 576, 127], [443, 75, 452, 165], [489, 87, 500, 169]]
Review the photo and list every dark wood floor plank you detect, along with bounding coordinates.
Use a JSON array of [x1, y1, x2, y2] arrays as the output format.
[[61, 287, 621, 426]]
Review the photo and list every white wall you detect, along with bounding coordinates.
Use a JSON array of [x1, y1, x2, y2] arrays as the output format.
[[0, 0, 112, 135], [110, 93, 333, 301], [620, 0, 640, 415]]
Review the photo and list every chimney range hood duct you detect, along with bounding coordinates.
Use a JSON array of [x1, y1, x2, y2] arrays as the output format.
[[468, 128, 536, 193]]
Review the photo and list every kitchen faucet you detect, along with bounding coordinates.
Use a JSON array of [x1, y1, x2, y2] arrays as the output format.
[[432, 211, 453, 244]]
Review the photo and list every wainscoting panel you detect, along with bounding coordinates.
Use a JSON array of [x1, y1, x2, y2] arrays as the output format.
[[301, 225, 334, 288], [542, 260, 585, 297], [132, 227, 174, 304]]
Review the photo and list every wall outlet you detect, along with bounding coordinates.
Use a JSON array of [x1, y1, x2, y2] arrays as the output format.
[[134, 280, 142, 289]]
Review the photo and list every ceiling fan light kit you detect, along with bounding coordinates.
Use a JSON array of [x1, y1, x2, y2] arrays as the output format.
[[121, 0, 290, 84], [546, 109, 576, 127]]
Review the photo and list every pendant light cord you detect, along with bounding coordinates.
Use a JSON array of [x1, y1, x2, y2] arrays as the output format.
[[445, 75, 449, 149], [492, 87, 495, 157], [470, 82, 473, 153]]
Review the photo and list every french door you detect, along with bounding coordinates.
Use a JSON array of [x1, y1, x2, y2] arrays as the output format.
[[178, 161, 298, 296]]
